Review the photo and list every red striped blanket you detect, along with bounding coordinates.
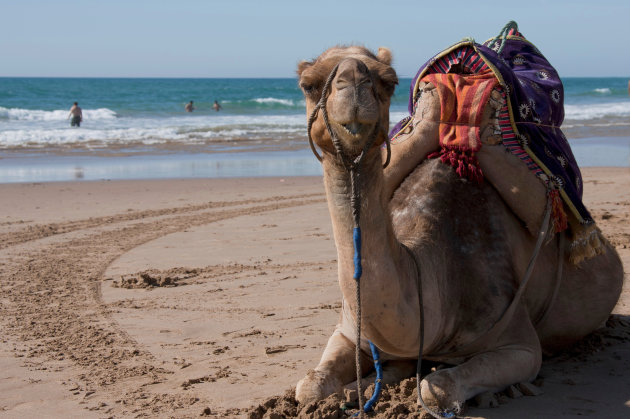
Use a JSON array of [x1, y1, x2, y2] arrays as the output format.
[[422, 70, 497, 183]]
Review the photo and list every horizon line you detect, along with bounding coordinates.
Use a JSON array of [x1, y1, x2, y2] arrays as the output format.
[[2, 75, 629, 80]]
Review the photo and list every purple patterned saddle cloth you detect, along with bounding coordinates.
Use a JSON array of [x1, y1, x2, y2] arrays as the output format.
[[390, 23, 593, 229]]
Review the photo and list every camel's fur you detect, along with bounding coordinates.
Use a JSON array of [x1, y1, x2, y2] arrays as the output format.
[[295, 46, 623, 413]]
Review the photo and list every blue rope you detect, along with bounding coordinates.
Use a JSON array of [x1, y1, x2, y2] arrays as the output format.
[[351, 225, 383, 414], [353, 227, 362, 279], [352, 341, 383, 417], [363, 341, 383, 412]]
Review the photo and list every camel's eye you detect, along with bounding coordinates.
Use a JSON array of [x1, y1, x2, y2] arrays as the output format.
[[301, 83, 313, 94], [299, 81, 317, 96]]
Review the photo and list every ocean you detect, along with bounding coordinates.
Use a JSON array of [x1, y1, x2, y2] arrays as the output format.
[[1, 77, 629, 182]]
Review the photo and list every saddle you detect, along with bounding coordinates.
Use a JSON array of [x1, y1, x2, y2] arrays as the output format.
[[387, 22, 605, 264]]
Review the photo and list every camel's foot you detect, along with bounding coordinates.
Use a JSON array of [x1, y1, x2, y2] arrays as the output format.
[[295, 369, 343, 406], [419, 369, 464, 415]]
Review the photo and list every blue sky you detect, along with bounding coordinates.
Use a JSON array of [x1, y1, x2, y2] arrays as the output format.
[[1, 0, 628, 78]]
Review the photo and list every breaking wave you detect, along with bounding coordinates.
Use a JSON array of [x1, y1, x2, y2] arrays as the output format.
[[0, 107, 117, 121], [564, 102, 630, 120]]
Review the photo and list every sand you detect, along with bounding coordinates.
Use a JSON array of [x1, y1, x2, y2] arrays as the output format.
[[0, 169, 628, 418]]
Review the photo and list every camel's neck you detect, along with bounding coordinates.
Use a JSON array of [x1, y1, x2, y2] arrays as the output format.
[[322, 150, 421, 356]]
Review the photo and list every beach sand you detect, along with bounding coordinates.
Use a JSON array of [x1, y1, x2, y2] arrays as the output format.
[[0, 169, 628, 418]]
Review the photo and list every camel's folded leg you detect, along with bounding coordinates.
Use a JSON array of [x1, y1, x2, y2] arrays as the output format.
[[295, 329, 373, 405], [420, 304, 542, 414], [477, 145, 548, 236], [384, 82, 440, 198]]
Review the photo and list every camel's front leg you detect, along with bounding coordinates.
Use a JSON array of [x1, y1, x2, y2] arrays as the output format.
[[296, 329, 373, 405], [383, 81, 440, 198], [421, 305, 542, 414]]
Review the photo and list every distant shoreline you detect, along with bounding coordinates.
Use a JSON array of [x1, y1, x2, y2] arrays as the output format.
[[0, 148, 323, 183], [0, 136, 627, 184]]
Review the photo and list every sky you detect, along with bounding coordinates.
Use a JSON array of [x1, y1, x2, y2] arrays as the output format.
[[1, 0, 628, 79]]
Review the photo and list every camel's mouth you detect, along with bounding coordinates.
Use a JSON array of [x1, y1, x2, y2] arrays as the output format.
[[337, 121, 373, 139], [342, 122, 363, 136]]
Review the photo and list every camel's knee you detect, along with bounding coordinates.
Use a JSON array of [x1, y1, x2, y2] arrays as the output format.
[[296, 369, 343, 406], [295, 330, 366, 405]]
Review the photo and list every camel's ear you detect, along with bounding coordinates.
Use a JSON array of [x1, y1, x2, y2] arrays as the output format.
[[377, 47, 392, 66], [297, 60, 312, 77]]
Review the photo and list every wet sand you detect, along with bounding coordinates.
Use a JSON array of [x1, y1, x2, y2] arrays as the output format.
[[0, 169, 628, 418]]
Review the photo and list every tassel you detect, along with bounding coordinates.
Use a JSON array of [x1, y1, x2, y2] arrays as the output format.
[[568, 223, 606, 265], [431, 147, 485, 183], [455, 160, 468, 178], [549, 190, 568, 233], [427, 150, 440, 160], [448, 150, 458, 167]]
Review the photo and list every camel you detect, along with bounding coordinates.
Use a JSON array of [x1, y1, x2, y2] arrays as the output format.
[[294, 45, 624, 414]]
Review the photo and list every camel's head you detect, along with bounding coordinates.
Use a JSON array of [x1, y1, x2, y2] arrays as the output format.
[[297, 46, 398, 162]]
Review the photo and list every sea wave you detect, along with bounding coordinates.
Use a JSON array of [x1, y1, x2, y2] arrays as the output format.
[[0, 107, 117, 121], [0, 127, 178, 147], [593, 88, 611, 94], [252, 97, 296, 106], [220, 97, 306, 109], [0, 114, 308, 149], [564, 101, 630, 120]]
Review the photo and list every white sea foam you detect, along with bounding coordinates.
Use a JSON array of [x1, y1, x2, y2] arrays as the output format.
[[564, 102, 630, 120], [253, 97, 295, 106], [5, 101, 627, 150], [0, 113, 307, 148], [593, 88, 611, 94], [0, 107, 117, 121], [0, 127, 179, 147]]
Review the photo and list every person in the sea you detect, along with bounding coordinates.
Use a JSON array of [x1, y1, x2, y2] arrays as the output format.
[[68, 102, 83, 127], [185, 100, 195, 112], [212, 100, 222, 111]]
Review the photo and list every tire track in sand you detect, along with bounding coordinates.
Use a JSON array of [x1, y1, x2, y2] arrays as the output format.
[[0, 193, 322, 250], [0, 194, 325, 417]]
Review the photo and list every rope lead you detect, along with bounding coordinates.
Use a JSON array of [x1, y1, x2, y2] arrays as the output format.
[[351, 168, 382, 417], [351, 167, 365, 417], [363, 341, 383, 412]]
